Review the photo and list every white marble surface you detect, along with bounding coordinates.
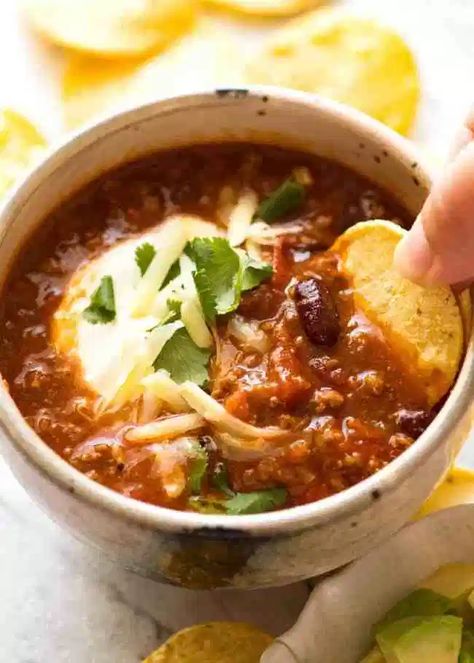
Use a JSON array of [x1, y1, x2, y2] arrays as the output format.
[[0, 458, 310, 662], [0, 1, 474, 661]]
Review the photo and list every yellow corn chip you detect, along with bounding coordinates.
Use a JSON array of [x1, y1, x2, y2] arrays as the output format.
[[62, 22, 242, 129], [418, 467, 474, 519], [23, 0, 197, 58], [0, 109, 46, 199], [143, 622, 273, 662], [332, 220, 463, 406], [246, 8, 420, 134], [205, 0, 325, 18]]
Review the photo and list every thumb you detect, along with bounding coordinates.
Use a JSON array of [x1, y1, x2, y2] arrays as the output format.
[[394, 140, 474, 286]]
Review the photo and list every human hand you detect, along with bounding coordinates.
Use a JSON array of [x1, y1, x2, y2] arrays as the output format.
[[394, 109, 474, 286]]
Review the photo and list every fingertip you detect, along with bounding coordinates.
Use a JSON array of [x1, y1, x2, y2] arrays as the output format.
[[394, 217, 435, 284]]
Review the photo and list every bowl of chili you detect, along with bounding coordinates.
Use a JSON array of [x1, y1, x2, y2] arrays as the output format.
[[0, 87, 472, 589]]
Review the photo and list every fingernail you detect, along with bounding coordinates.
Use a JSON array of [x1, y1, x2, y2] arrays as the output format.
[[394, 217, 435, 283]]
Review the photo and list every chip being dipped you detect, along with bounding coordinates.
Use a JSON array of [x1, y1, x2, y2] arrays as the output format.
[[332, 220, 463, 406]]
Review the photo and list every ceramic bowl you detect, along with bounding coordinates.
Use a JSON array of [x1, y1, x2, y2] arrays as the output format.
[[0, 88, 473, 589], [263, 504, 474, 662]]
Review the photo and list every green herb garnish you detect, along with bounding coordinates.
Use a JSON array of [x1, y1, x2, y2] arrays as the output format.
[[187, 484, 288, 515], [188, 496, 226, 514], [187, 237, 241, 321], [153, 327, 210, 386], [83, 275, 116, 324], [186, 237, 272, 322], [241, 254, 273, 292], [212, 462, 235, 497], [188, 444, 208, 495], [162, 259, 180, 288], [256, 178, 305, 223], [166, 298, 182, 320], [224, 488, 288, 515], [135, 242, 156, 276]]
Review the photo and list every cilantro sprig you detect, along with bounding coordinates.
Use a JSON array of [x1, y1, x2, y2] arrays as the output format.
[[136, 237, 272, 388], [189, 486, 288, 515], [225, 488, 288, 515], [189, 462, 288, 515], [255, 178, 305, 223], [186, 237, 272, 322], [83, 276, 116, 324], [153, 327, 211, 386], [188, 443, 208, 494], [135, 242, 156, 276]]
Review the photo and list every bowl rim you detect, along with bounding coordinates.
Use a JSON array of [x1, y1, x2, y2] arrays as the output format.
[[0, 86, 472, 536]]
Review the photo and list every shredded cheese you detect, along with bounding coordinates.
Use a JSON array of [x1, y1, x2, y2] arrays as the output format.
[[125, 412, 205, 443], [227, 189, 258, 247], [133, 217, 188, 316], [141, 370, 190, 412], [179, 381, 283, 440], [246, 220, 304, 245]]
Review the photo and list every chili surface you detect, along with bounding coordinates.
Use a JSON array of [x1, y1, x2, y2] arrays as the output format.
[[0, 144, 434, 512]]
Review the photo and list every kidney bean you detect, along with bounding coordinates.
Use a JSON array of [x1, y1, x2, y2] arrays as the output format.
[[395, 409, 433, 438], [294, 278, 340, 346]]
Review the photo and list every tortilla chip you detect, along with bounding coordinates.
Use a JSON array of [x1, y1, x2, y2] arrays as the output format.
[[458, 289, 472, 342], [143, 622, 273, 662], [0, 109, 46, 199], [417, 467, 474, 519], [205, 0, 325, 18], [332, 220, 463, 406], [62, 55, 143, 129], [245, 8, 420, 134], [62, 21, 241, 129], [22, 0, 197, 58]]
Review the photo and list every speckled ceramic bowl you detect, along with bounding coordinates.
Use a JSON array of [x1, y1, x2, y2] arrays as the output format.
[[0, 88, 473, 589]]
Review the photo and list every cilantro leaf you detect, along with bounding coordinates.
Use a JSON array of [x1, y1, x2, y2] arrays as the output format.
[[188, 443, 208, 494], [153, 327, 210, 386], [192, 268, 217, 322], [241, 255, 273, 291], [187, 237, 241, 319], [256, 178, 305, 223], [83, 276, 116, 324], [162, 259, 180, 289], [135, 242, 156, 276], [187, 238, 272, 322], [146, 300, 182, 332], [212, 462, 235, 497], [188, 496, 226, 514], [225, 488, 288, 515], [166, 298, 182, 318]]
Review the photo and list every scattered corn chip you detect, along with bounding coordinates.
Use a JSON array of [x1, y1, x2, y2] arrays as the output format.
[[0, 109, 46, 199], [417, 467, 474, 519], [143, 622, 273, 662], [205, 0, 325, 18], [246, 8, 420, 134], [62, 21, 241, 129], [23, 0, 197, 58]]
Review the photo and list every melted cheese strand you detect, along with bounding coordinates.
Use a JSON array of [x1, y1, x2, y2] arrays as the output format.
[[125, 412, 205, 443]]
